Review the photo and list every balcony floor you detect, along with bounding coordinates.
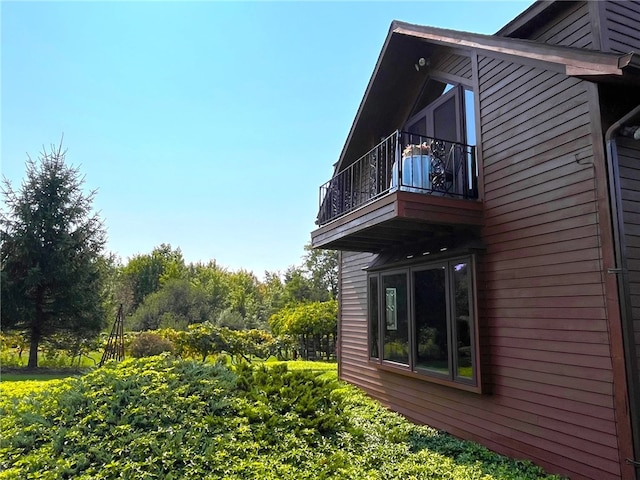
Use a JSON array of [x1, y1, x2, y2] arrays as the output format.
[[311, 190, 483, 252]]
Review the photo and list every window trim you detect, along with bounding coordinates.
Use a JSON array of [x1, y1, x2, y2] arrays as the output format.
[[368, 254, 482, 393], [406, 83, 465, 144], [406, 82, 478, 149]]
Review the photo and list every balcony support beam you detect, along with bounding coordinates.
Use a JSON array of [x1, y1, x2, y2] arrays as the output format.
[[311, 190, 483, 252]]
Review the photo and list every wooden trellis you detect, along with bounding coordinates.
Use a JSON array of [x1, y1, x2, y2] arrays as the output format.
[[99, 304, 125, 367]]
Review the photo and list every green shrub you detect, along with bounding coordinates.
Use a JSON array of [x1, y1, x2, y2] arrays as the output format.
[[269, 300, 337, 337], [0, 350, 23, 368], [0, 357, 564, 480], [129, 332, 174, 358]]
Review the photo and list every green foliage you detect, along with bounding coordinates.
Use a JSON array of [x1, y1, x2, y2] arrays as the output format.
[[303, 244, 338, 299], [180, 322, 224, 362], [216, 308, 245, 330], [120, 244, 186, 311], [278, 245, 338, 305], [1, 142, 107, 368], [0, 379, 68, 397], [269, 300, 338, 337], [0, 331, 101, 369], [159, 323, 279, 362], [220, 328, 278, 361], [128, 278, 211, 331], [282, 267, 316, 304], [123, 257, 283, 331], [129, 332, 174, 358], [42, 333, 103, 368], [187, 261, 233, 323], [0, 357, 235, 479], [96, 254, 129, 331], [0, 357, 562, 480], [225, 270, 260, 321], [152, 328, 187, 357], [112, 242, 339, 336], [0, 333, 29, 367]]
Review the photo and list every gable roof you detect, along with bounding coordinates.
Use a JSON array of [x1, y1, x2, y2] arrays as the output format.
[[334, 19, 639, 174]]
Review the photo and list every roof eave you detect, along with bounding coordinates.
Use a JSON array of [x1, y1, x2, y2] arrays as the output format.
[[332, 21, 634, 173], [332, 24, 398, 171], [392, 22, 625, 76]]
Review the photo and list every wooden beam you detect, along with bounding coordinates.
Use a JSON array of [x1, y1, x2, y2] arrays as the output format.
[[392, 22, 625, 77]]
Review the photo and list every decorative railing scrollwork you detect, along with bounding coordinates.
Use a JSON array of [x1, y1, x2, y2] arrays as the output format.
[[316, 131, 477, 226]]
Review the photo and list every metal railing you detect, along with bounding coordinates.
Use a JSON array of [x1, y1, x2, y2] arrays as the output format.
[[316, 131, 477, 226]]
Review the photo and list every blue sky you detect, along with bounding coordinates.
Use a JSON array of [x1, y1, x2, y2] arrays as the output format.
[[2, 0, 533, 277]]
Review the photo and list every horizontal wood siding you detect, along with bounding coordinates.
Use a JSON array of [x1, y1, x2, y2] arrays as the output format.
[[339, 56, 622, 480], [603, 0, 640, 53], [617, 137, 640, 400], [431, 53, 473, 80], [479, 55, 619, 480], [527, 1, 594, 48], [340, 251, 375, 376]]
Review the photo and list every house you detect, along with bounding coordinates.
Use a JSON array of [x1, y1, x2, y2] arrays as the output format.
[[310, 1, 640, 479]]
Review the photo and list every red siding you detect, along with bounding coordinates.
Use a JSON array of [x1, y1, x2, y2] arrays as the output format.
[[479, 55, 619, 479], [338, 57, 623, 480], [335, 3, 639, 478]]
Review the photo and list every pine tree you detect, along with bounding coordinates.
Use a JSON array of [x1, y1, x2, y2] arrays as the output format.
[[1, 141, 107, 368]]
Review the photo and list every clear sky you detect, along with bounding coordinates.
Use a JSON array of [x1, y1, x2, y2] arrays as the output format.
[[2, 0, 533, 277]]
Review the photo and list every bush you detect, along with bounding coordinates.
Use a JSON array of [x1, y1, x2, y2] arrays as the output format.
[[129, 332, 174, 358], [216, 308, 245, 330], [269, 300, 337, 336], [0, 357, 563, 480]]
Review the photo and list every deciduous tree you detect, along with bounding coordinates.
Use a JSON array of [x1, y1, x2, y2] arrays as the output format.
[[121, 243, 185, 310], [128, 278, 211, 331], [303, 244, 338, 299]]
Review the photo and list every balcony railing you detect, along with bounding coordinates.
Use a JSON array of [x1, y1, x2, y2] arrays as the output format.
[[316, 131, 478, 226]]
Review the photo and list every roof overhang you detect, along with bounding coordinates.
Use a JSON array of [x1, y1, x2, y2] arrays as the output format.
[[392, 22, 628, 77], [334, 20, 639, 174]]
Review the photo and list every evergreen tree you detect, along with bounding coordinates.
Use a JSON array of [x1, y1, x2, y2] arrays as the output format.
[[1, 142, 107, 368]]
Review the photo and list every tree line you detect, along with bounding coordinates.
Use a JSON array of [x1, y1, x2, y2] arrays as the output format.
[[109, 243, 337, 333], [1, 142, 338, 368]]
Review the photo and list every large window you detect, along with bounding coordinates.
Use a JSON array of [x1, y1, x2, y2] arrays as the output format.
[[368, 256, 478, 388]]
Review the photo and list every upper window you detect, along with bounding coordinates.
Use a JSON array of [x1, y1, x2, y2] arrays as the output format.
[[405, 83, 475, 146], [368, 255, 479, 390]]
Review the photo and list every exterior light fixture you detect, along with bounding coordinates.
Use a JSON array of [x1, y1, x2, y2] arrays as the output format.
[[414, 57, 428, 71]]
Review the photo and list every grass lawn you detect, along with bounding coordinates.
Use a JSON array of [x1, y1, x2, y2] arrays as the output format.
[[0, 371, 84, 382]]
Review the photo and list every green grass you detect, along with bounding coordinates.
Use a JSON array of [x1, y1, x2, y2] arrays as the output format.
[[0, 372, 80, 382], [265, 359, 337, 371], [0, 350, 101, 370], [0, 356, 563, 480]]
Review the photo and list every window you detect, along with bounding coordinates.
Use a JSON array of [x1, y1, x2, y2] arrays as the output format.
[[405, 83, 476, 147], [368, 256, 478, 388], [406, 83, 464, 144], [383, 272, 409, 364]]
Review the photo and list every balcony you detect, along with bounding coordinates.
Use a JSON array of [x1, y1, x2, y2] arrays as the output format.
[[311, 131, 483, 252]]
